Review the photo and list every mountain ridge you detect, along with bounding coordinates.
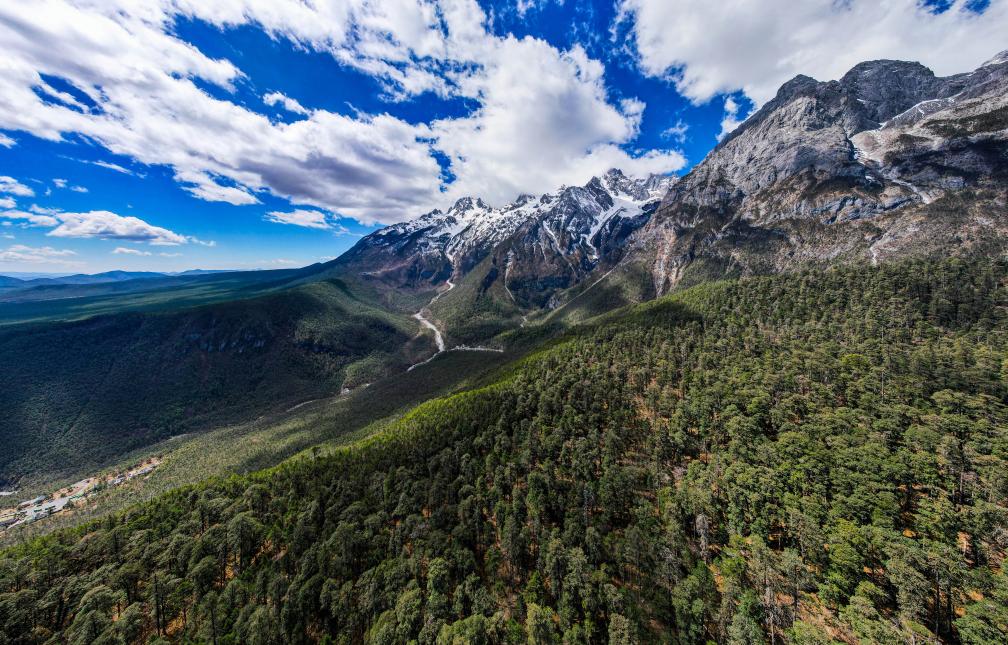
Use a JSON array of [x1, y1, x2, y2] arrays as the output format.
[[336, 51, 1007, 335], [336, 168, 675, 296], [619, 51, 1008, 297]]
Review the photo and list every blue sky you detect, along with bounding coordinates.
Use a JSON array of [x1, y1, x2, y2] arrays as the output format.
[[0, 0, 1003, 274]]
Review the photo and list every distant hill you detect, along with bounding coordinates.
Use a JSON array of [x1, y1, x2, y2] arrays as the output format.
[[0, 268, 238, 298], [18, 270, 169, 286], [0, 267, 300, 316], [0, 276, 433, 486]]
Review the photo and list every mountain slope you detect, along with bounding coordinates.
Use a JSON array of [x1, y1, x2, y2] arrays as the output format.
[[3, 258, 1005, 644], [0, 266, 327, 323], [625, 53, 1008, 296], [0, 277, 433, 487], [337, 169, 674, 342]]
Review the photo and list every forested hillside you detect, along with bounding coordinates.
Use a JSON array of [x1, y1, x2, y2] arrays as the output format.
[[3, 258, 1005, 644], [0, 278, 432, 487]]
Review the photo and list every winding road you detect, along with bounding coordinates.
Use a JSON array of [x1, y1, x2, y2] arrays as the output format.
[[413, 310, 445, 352], [407, 274, 455, 371], [407, 269, 502, 372]]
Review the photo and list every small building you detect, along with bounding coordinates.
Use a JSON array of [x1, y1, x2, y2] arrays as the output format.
[[17, 496, 45, 509]]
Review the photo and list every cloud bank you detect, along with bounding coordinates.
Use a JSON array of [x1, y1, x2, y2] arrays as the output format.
[[0, 0, 686, 225], [618, 0, 1008, 105]]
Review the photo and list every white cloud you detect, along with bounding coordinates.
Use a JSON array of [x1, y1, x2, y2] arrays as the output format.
[[175, 171, 259, 206], [619, 0, 1008, 105], [257, 258, 301, 266], [717, 97, 744, 141], [1, 204, 197, 246], [0, 176, 34, 197], [52, 177, 88, 192], [662, 119, 689, 144], [47, 210, 189, 245], [430, 37, 685, 206], [0, 197, 15, 209], [0, 243, 78, 264], [113, 246, 151, 255], [0, 209, 60, 226], [72, 158, 137, 175], [0, 133, 15, 147], [0, 0, 685, 224], [159, 252, 181, 257], [263, 91, 309, 116], [265, 208, 332, 230]]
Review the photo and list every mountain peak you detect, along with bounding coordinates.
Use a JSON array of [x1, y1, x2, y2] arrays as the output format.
[[451, 196, 488, 212], [840, 58, 934, 83], [774, 74, 819, 101], [982, 49, 1008, 68]]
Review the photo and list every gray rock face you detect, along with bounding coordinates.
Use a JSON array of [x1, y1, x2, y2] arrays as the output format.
[[634, 53, 1008, 296]]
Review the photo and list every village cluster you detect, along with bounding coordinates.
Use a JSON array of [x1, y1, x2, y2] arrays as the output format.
[[0, 458, 160, 531]]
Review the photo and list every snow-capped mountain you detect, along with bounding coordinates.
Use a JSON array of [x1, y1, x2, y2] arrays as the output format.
[[337, 169, 676, 299], [489, 169, 675, 307]]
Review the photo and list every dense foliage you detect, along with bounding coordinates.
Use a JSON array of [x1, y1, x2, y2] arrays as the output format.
[[0, 279, 426, 486], [2, 259, 1007, 644]]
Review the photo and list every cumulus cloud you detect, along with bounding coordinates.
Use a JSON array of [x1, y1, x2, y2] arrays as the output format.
[[175, 171, 259, 206], [0, 0, 685, 224], [0, 203, 199, 246], [52, 178, 88, 192], [431, 38, 686, 206], [717, 97, 745, 141], [113, 246, 152, 255], [0, 133, 14, 147], [47, 210, 189, 245], [0, 243, 78, 264], [0, 176, 34, 197], [619, 0, 1008, 104], [0, 197, 15, 209], [265, 209, 334, 230], [0, 209, 60, 227], [263, 91, 309, 116], [255, 258, 301, 266]]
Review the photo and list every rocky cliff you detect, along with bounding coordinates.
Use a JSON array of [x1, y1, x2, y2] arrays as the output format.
[[636, 52, 1008, 295]]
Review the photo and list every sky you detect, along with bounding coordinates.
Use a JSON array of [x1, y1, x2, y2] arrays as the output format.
[[0, 0, 1004, 274]]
